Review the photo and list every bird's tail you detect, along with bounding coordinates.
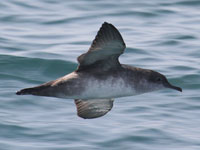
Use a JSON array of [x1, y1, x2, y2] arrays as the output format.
[[16, 81, 54, 96], [16, 87, 39, 95]]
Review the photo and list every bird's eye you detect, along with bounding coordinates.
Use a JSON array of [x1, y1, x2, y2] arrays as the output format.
[[156, 77, 162, 82]]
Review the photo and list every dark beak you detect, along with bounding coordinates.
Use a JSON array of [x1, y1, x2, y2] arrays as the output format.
[[165, 81, 182, 92]]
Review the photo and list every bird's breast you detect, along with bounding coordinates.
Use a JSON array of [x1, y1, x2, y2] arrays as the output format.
[[79, 76, 136, 99]]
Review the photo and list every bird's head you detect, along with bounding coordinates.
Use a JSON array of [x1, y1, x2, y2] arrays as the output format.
[[148, 70, 182, 92], [135, 69, 182, 93]]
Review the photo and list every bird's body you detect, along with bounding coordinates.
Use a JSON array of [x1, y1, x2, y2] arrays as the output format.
[[16, 22, 182, 119], [59, 68, 135, 100]]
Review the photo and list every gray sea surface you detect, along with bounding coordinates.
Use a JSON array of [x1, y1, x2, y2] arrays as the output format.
[[0, 0, 200, 150]]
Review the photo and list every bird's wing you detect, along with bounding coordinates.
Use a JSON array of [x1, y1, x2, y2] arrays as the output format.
[[77, 22, 126, 71], [74, 99, 114, 119]]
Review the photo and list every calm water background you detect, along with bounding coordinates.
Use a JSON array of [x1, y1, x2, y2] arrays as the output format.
[[0, 0, 200, 150]]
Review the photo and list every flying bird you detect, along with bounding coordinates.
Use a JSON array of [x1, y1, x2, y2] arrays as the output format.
[[16, 22, 182, 119]]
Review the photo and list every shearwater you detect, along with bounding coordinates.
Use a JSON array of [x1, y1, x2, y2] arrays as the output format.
[[16, 22, 182, 119]]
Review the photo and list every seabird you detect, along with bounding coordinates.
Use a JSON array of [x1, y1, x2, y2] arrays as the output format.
[[16, 22, 182, 119]]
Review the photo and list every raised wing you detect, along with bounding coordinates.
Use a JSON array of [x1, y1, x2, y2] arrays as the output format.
[[74, 99, 114, 119], [77, 22, 126, 71]]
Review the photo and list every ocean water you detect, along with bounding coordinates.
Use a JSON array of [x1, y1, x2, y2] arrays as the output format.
[[0, 0, 200, 149]]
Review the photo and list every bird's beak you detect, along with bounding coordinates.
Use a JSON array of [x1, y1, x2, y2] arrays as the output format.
[[165, 81, 182, 92]]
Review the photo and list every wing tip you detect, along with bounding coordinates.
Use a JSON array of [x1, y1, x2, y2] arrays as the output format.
[[103, 21, 110, 25], [101, 22, 126, 46], [102, 22, 115, 29]]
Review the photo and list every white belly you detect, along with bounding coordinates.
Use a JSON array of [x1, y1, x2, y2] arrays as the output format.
[[79, 77, 135, 99]]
